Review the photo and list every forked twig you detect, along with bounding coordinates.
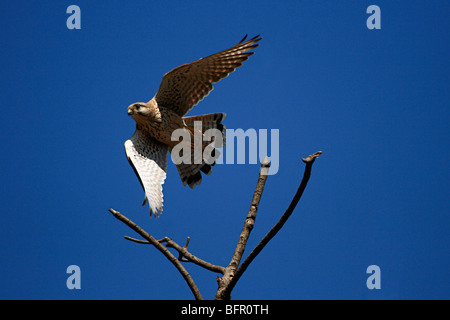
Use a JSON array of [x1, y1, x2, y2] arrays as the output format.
[[108, 208, 204, 300], [215, 151, 322, 300], [123, 234, 224, 273]]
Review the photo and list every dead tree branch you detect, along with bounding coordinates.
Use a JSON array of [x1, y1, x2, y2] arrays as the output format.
[[108, 208, 204, 300], [123, 235, 225, 274], [215, 151, 322, 300], [161, 237, 226, 274], [108, 151, 321, 300], [215, 156, 271, 300]]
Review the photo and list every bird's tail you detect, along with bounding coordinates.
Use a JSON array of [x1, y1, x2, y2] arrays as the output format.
[[173, 113, 226, 188]]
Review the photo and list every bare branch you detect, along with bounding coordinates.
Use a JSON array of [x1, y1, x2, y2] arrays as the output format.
[[110, 151, 322, 300], [215, 156, 271, 300], [108, 208, 203, 300], [163, 237, 225, 274], [177, 237, 191, 262], [124, 236, 151, 244], [124, 229, 225, 273], [216, 151, 322, 300]]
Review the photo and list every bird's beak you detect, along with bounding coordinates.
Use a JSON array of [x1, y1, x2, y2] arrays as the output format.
[[127, 108, 133, 116]]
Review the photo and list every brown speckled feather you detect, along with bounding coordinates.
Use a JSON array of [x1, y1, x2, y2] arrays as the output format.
[[154, 35, 261, 116]]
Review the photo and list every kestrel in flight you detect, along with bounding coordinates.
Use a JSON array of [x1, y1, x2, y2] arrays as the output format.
[[125, 34, 261, 216]]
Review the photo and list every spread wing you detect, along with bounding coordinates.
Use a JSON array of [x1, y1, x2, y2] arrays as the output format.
[[154, 34, 261, 116], [124, 130, 169, 217]]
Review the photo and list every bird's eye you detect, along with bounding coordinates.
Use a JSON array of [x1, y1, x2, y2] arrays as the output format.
[[135, 104, 141, 109]]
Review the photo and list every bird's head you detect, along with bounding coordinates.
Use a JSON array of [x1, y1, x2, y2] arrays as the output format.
[[127, 103, 149, 117], [127, 102, 161, 124]]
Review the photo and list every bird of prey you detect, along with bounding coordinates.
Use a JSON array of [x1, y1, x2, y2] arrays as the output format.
[[125, 34, 261, 217]]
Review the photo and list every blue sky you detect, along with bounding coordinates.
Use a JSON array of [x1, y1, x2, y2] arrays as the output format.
[[0, 1, 448, 300]]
